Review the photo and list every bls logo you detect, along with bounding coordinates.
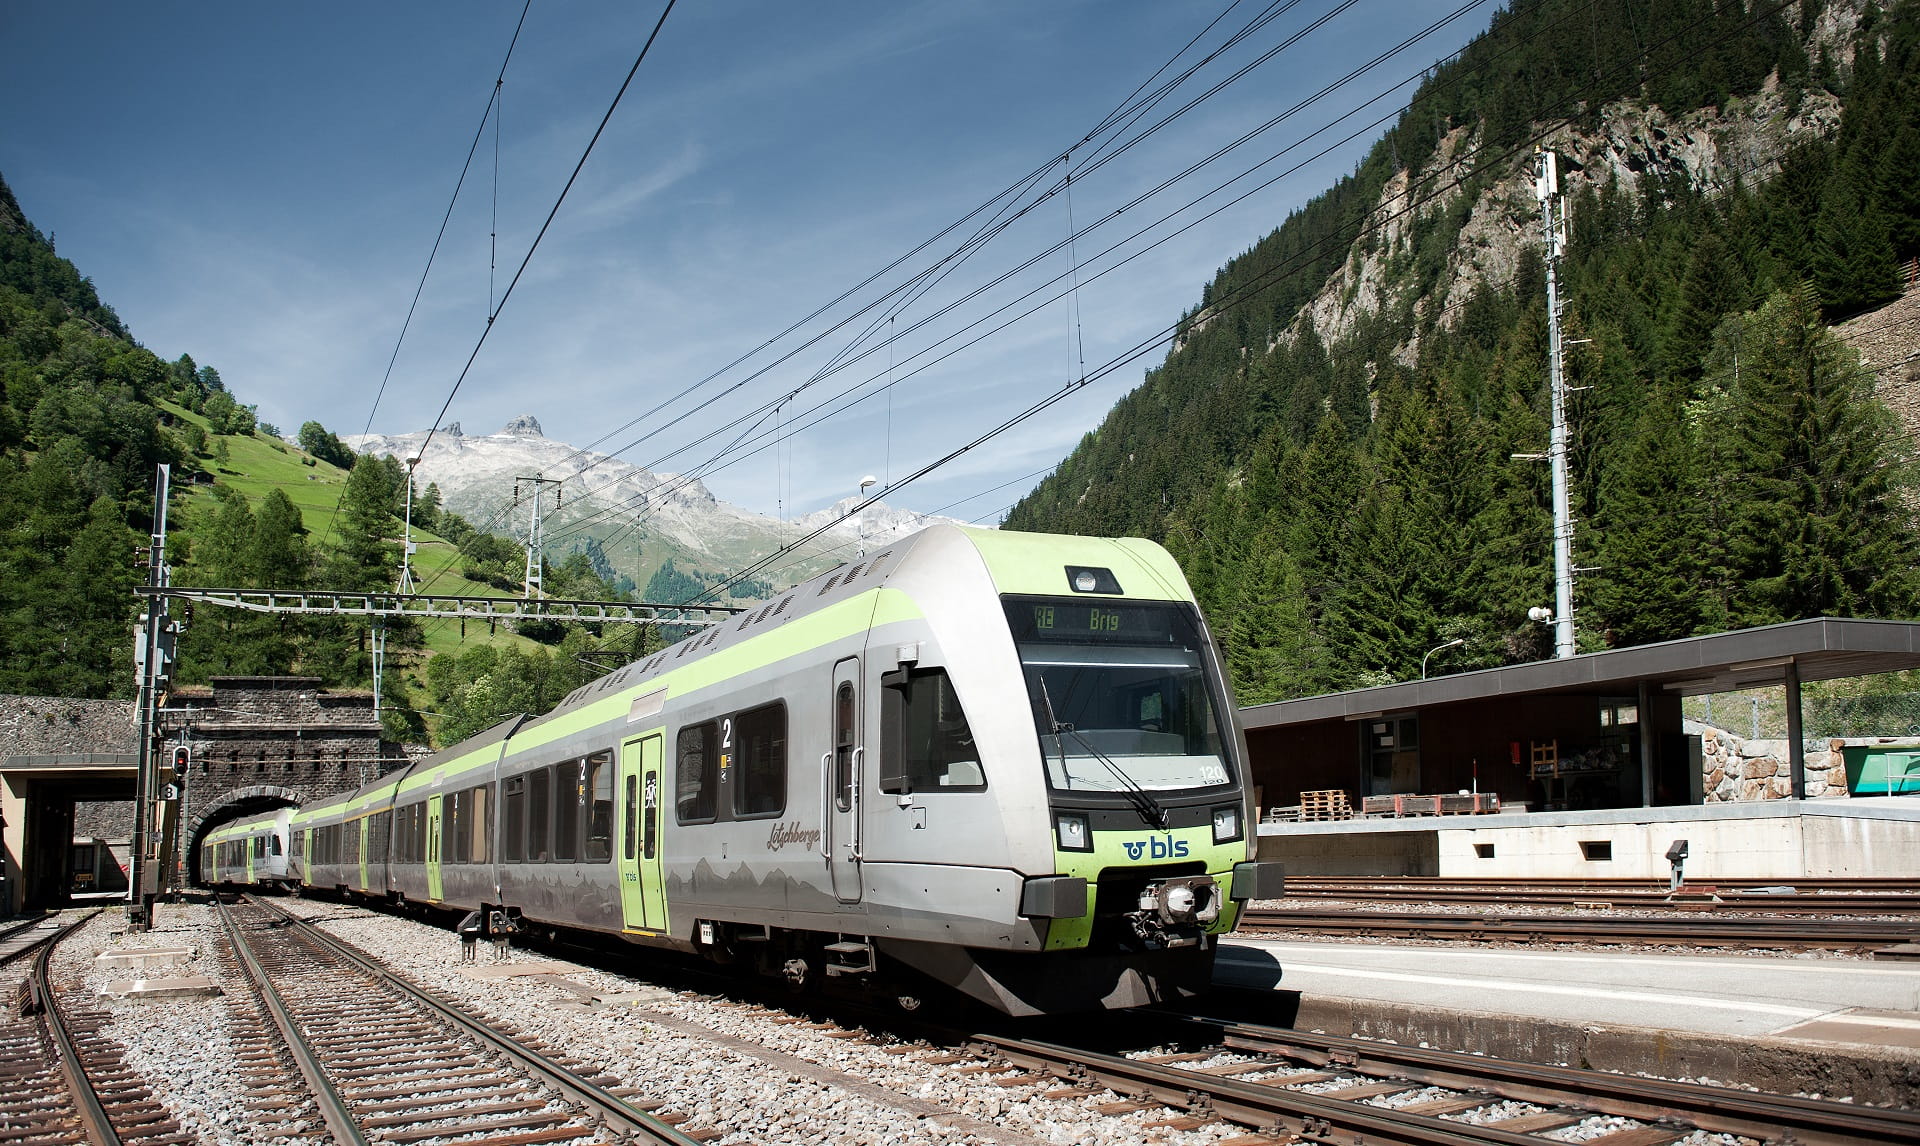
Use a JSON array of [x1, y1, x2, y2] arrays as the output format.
[[1122, 837, 1190, 861]]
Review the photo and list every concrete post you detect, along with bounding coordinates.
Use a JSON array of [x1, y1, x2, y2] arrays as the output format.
[[1784, 660, 1806, 799], [1638, 680, 1656, 806]]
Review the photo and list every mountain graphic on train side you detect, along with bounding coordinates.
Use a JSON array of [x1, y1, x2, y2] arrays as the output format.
[[347, 416, 964, 600]]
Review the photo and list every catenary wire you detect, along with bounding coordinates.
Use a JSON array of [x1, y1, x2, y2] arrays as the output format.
[[316, 0, 532, 550]]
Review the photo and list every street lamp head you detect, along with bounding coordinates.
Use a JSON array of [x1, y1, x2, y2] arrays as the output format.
[[1527, 606, 1554, 623], [859, 475, 878, 493]]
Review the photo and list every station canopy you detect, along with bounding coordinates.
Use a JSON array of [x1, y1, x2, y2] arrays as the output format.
[[1242, 617, 1920, 730]]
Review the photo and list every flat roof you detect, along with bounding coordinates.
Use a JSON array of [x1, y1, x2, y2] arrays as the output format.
[[1242, 617, 1920, 730]]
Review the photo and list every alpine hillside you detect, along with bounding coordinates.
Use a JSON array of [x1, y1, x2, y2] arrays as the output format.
[[347, 416, 961, 601], [1006, 0, 1920, 704]]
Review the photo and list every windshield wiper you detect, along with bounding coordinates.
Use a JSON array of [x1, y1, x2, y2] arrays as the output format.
[[1066, 728, 1169, 831], [1038, 676, 1168, 830]]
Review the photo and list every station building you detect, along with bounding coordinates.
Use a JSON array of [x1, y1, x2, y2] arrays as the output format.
[[1242, 617, 1920, 880]]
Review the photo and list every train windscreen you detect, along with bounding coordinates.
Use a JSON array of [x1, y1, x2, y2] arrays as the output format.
[[1003, 597, 1233, 793]]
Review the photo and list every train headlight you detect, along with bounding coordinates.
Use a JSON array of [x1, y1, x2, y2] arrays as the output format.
[[1211, 805, 1242, 844], [1055, 812, 1092, 852]]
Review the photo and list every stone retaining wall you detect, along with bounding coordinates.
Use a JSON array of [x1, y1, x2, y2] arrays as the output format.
[[1695, 721, 1920, 801]]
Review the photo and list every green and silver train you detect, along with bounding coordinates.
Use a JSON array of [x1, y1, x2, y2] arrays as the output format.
[[200, 807, 293, 888], [270, 526, 1282, 1014]]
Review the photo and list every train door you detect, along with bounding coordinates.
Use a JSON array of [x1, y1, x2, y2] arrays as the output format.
[[827, 657, 863, 904], [244, 835, 255, 884], [617, 734, 668, 933], [426, 793, 444, 901], [356, 817, 370, 891]]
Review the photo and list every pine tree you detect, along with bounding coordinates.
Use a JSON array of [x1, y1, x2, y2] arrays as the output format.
[[1810, 163, 1902, 318], [1588, 388, 1711, 644], [328, 453, 400, 591], [1711, 290, 1917, 625]]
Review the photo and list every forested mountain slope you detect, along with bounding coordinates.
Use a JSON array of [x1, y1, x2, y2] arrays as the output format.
[[1006, 0, 1920, 703], [0, 173, 639, 743]]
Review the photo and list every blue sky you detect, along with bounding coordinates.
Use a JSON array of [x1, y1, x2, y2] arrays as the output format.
[[2, 1, 1501, 524]]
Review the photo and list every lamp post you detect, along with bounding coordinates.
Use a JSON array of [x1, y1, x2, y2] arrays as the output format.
[[857, 475, 877, 556], [1422, 637, 1466, 680]]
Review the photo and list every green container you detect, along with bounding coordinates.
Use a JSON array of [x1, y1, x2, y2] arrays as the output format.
[[1841, 746, 1920, 795]]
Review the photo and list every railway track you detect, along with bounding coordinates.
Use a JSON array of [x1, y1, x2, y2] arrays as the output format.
[[1237, 904, 1920, 948], [0, 908, 190, 1146], [964, 1009, 1920, 1146], [1281, 876, 1920, 914], [217, 894, 707, 1145]]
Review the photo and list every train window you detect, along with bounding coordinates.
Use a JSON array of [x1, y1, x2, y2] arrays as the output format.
[[252, 836, 265, 860], [835, 683, 856, 812], [643, 769, 659, 860], [368, 811, 389, 865], [469, 784, 492, 864], [529, 767, 553, 862], [448, 790, 467, 864], [676, 722, 718, 823], [585, 752, 615, 863], [345, 821, 361, 866], [734, 704, 787, 818], [880, 668, 985, 793], [503, 777, 526, 863], [271, 832, 284, 857], [291, 830, 305, 860], [1004, 597, 1232, 794], [554, 760, 582, 863], [623, 774, 638, 862]]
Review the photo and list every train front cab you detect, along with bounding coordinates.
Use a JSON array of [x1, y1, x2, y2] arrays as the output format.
[[845, 528, 1285, 1015]]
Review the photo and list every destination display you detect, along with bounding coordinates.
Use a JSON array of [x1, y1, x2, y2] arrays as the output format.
[[1002, 597, 1195, 646]]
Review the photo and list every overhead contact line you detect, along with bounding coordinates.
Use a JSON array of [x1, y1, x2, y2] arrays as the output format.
[[680, 0, 1806, 608]]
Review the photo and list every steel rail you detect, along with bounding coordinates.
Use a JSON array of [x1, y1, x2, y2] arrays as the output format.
[[1237, 906, 1920, 948], [973, 1032, 1550, 1145], [216, 897, 371, 1146], [27, 911, 120, 1146], [0, 913, 57, 964], [1277, 879, 1920, 914], [1184, 1014, 1920, 1146], [1281, 876, 1920, 893], [246, 894, 703, 1145]]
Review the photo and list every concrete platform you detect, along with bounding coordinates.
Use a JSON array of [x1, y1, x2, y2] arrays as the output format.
[[94, 946, 194, 970], [1217, 937, 1920, 1104], [1256, 795, 1920, 879], [97, 976, 223, 1000]]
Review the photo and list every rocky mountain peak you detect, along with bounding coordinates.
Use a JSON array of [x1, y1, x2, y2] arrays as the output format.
[[500, 414, 543, 437]]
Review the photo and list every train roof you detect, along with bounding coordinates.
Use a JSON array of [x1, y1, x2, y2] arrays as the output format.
[[536, 524, 1191, 725], [202, 808, 288, 840], [316, 525, 1194, 807]]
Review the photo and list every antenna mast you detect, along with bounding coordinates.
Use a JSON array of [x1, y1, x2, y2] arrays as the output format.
[[1536, 150, 1576, 659]]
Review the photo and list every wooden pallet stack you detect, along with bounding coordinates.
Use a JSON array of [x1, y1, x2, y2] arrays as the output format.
[[1299, 789, 1352, 821]]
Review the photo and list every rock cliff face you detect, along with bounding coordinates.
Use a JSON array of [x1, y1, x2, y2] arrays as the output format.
[[347, 419, 961, 594], [1835, 283, 1920, 447], [1294, 77, 1846, 366]]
